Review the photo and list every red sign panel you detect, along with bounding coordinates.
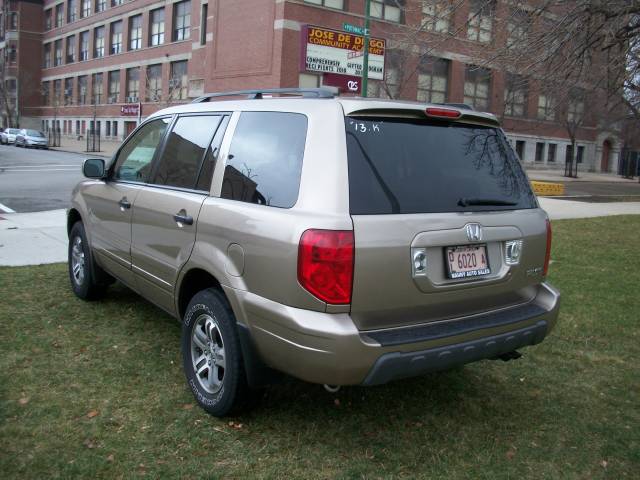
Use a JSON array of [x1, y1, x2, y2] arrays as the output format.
[[323, 73, 361, 94], [121, 104, 140, 116]]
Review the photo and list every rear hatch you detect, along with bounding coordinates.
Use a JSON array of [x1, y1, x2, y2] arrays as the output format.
[[345, 108, 548, 331]]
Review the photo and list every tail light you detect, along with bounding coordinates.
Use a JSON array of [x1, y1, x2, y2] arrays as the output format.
[[298, 229, 354, 304], [425, 107, 462, 119], [543, 219, 552, 277]]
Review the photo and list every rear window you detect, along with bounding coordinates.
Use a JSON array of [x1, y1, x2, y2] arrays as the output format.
[[345, 117, 536, 214]]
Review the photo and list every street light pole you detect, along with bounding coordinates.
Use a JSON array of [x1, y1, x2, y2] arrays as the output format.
[[361, 0, 371, 97]]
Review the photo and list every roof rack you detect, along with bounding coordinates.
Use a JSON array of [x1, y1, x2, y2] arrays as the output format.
[[191, 88, 336, 103]]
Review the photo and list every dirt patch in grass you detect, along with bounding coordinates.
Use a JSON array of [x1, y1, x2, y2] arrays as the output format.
[[1, 216, 639, 479]]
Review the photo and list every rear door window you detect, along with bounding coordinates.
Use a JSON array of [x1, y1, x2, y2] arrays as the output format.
[[153, 115, 226, 190], [345, 117, 536, 214], [221, 112, 307, 208]]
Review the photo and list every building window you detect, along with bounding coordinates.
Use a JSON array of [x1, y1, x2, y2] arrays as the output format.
[[200, 4, 207, 45], [111, 0, 123, 6], [67, 0, 77, 23], [8, 44, 17, 64], [568, 97, 585, 123], [467, 0, 494, 43], [537, 94, 556, 121], [54, 40, 63, 66], [366, 67, 399, 99], [535, 142, 544, 162], [146, 64, 162, 101], [173, 1, 191, 41], [303, 0, 344, 9], [417, 57, 449, 104], [43, 43, 52, 68], [9, 12, 18, 30], [370, 0, 403, 23], [53, 80, 62, 106], [42, 82, 50, 106], [108, 70, 120, 103], [94, 26, 105, 58], [507, 9, 530, 49], [547, 143, 557, 163], [504, 75, 527, 117], [577, 145, 585, 164], [113, 121, 118, 138], [96, 0, 106, 13], [170, 60, 188, 100], [299, 73, 321, 88], [464, 66, 491, 110], [78, 75, 87, 104], [44, 9, 52, 30], [66, 35, 76, 63], [81, 0, 91, 18], [150, 8, 165, 46], [110, 20, 123, 54], [64, 78, 73, 105], [126, 67, 140, 101], [106, 121, 111, 137], [129, 15, 142, 50], [80, 31, 89, 60], [515, 140, 525, 161], [55, 4, 64, 28], [92, 72, 103, 104], [422, 0, 452, 33]]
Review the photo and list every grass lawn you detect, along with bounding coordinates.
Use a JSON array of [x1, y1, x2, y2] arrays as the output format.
[[1, 216, 639, 479]]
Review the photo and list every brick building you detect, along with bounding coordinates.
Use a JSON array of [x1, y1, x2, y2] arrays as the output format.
[[0, 0, 622, 172]]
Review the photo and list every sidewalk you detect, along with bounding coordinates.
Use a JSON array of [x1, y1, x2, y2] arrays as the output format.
[[49, 137, 122, 158], [526, 168, 637, 184], [0, 210, 67, 266], [2, 200, 640, 267]]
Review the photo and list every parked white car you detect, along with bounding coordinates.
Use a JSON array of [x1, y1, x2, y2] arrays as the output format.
[[1, 128, 20, 145], [15, 129, 49, 149]]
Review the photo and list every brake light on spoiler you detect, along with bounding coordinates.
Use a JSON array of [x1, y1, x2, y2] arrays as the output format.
[[425, 107, 462, 119]]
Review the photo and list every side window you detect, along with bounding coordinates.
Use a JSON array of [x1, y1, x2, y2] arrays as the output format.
[[221, 112, 307, 208], [114, 118, 170, 182], [153, 115, 223, 190]]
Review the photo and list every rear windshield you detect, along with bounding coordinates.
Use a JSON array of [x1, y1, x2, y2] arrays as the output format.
[[345, 117, 536, 214]]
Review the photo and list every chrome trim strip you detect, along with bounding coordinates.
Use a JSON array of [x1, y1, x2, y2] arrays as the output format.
[[132, 264, 172, 288]]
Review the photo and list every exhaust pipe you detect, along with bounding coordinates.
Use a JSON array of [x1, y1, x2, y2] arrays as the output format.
[[323, 384, 341, 393], [497, 350, 522, 362]]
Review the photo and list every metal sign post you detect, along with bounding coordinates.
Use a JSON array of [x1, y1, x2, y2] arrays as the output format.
[[361, 0, 371, 97]]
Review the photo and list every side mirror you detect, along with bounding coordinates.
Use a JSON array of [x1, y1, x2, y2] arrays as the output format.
[[83, 158, 106, 179]]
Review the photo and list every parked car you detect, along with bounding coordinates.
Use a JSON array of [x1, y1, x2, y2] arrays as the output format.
[[67, 88, 560, 417], [15, 129, 49, 149], [1, 128, 21, 145]]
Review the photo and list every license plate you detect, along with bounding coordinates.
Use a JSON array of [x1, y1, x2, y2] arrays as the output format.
[[446, 245, 490, 279]]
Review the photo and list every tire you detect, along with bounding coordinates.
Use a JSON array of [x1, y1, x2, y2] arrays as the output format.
[[182, 289, 249, 417], [68, 221, 111, 300]]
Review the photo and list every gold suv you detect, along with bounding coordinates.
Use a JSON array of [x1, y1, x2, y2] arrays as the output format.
[[68, 88, 560, 416]]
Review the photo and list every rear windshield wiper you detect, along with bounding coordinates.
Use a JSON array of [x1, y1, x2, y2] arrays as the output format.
[[458, 197, 519, 207]]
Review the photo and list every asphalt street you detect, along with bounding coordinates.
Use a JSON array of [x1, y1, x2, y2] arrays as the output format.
[[0, 144, 89, 213]]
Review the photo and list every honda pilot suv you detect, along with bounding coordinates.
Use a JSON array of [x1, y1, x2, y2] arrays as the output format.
[[68, 88, 560, 416]]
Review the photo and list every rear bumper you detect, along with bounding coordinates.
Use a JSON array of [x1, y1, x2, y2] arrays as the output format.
[[224, 282, 560, 386]]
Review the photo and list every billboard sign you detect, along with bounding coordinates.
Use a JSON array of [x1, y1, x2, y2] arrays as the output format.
[[301, 25, 385, 80]]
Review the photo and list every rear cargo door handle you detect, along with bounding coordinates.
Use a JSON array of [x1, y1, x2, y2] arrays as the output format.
[[119, 197, 131, 211], [173, 212, 193, 226]]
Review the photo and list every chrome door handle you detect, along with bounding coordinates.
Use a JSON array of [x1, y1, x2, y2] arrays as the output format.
[[119, 198, 131, 211], [173, 213, 193, 226]]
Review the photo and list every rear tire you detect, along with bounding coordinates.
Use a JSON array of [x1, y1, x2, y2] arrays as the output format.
[[181, 288, 250, 417], [68, 221, 111, 300]]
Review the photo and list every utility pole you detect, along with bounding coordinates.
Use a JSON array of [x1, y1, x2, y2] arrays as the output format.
[[361, 0, 371, 97]]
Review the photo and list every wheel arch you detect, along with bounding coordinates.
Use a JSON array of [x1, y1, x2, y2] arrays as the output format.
[[67, 208, 83, 236], [176, 266, 278, 388]]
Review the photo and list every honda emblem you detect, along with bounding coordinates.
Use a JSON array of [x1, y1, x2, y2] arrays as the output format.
[[465, 223, 483, 242]]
